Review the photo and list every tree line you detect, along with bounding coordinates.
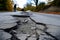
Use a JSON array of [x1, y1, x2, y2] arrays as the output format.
[[0, 0, 60, 11], [24, 0, 60, 12]]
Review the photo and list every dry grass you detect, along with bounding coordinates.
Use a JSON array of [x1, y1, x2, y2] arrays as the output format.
[[45, 12, 60, 15], [39, 12, 60, 15]]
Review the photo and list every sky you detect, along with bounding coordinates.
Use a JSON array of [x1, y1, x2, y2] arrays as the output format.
[[13, 0, 48, 8]]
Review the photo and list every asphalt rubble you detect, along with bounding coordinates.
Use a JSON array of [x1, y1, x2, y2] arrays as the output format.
[[14, 17, 60, 40]]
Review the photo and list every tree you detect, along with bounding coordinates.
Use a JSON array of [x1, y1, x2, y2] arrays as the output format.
[[51, 0, 60, 7], [37, 2, 45, 11], [0, 0, 13, 11], [24, 3, 32, 10], [6, 0, 13, 11], [24, 3, 36, 11], [0, 0, 7, 11], [33, 0, 39, 9], [33, 0, 38, 6]]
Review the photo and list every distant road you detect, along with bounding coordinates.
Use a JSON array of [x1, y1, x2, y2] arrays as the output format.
[[29, 12, 60, 26]]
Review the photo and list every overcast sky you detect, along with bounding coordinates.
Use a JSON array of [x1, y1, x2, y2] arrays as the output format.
[[13, 0, 47, 8]]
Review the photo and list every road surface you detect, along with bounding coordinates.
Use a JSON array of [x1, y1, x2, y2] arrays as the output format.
[[0, 11, 60, 40]]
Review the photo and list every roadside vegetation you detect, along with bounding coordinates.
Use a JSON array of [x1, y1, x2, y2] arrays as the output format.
[[0, 0, 13, 11], [24, 0, 60, 15]]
